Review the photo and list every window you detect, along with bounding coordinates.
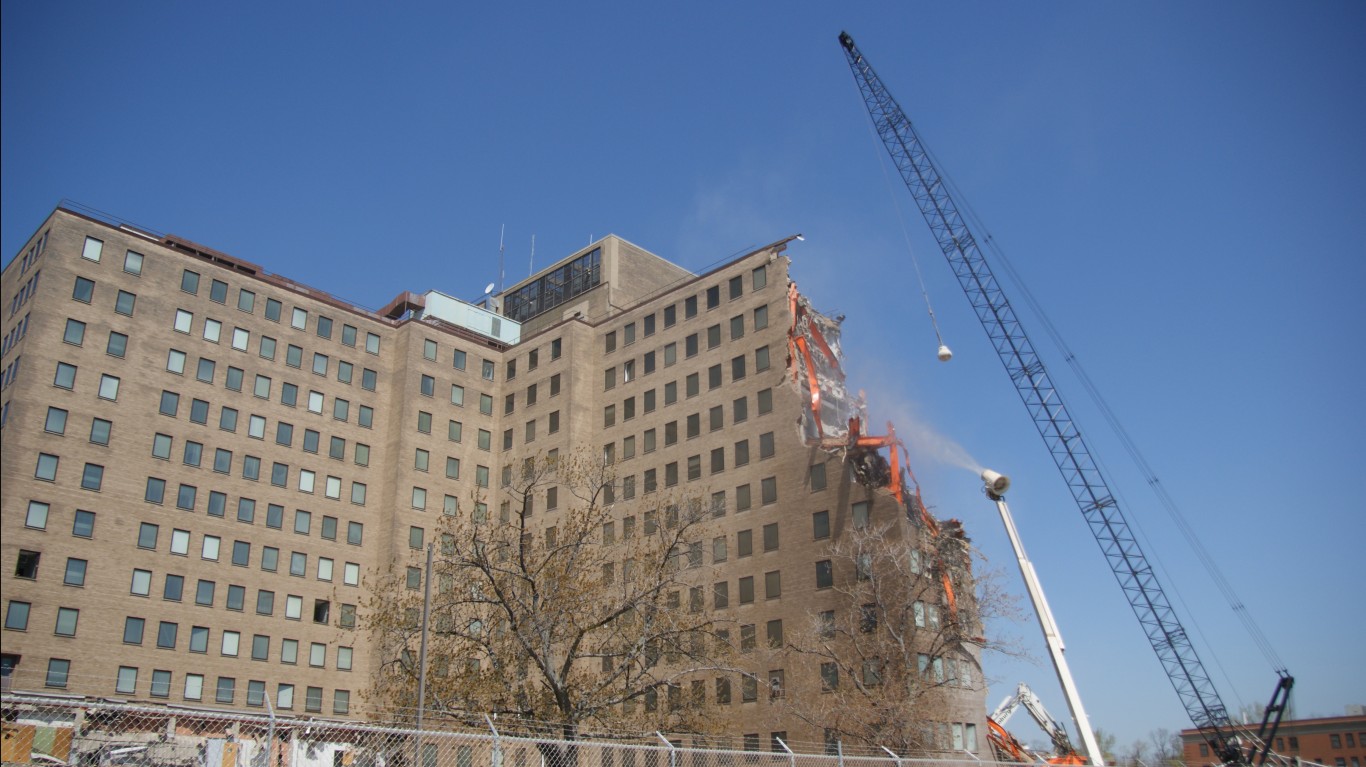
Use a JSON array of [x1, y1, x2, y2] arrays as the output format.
[[130, 569, 151, 596], [158, 620, 179, 648], [4, 601, 31, 630], [804, 510, 832, 544], [763, 522, 780, 552], [123, 249, 144, 274], [14, 550, 41, 579], [63, 318, 85, 345], [764, 615, 786, 645], [857, 553, 873, 581], [216, 676, 236, 704], [739, 576, 755, 604], [25, 501, 50, 530], [853, 501, 871, 529], [761, 476, 778, 504], [177, 626, 204, 656], [64, 557, 87, 586], [81, 463, 104, 490], [45, 406, 68, 434], [765, 571, 782, 599], [123, 616, 145, 644], [46, 659, 71, 689], [115, 290, 136, 316], [53, 362, 76, 390], [98, 374, 120, 400], [106, 330, 128, 357], [55, 607, 79, 636], [72, 276, 96, 303]]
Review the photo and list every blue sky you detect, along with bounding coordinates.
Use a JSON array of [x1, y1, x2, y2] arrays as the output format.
[[4, 0, 1363, 751]]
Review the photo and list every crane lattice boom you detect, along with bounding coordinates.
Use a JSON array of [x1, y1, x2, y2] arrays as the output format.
[[836, 30, 1290, 765]]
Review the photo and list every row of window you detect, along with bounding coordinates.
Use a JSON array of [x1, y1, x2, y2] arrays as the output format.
[[604, 306, 771, 392], [603, 353, 772, 432], [169, 307, 379, 390], [145, 439, 369, 507], [175, 263, 381, 355], [131, 521, 364, 577], [1, 312, 30, 358], [426, 336, 563, 383], [429, 373, 564, 421], [49, 359, 121, 398], [157, 390, 373, 470], [8, 269, 40, 319], [160, 376, 376, 425], [500, 338, 562, 380], [73, 234, 382, 362], [1, 355, 22, 392], [37, 653, 350, 713], [12, 227, 48, 278], [603, 264, 770, 355]]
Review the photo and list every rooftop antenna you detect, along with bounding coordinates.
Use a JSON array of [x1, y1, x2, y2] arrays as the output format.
[[529, 235, 535, 277], [497, 224, 506, 293]]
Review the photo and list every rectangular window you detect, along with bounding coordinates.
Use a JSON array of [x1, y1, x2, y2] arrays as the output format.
[[853, 501, 870, 529], [98, 374, 120, 400], [107, 330, 128, 357], [63, 318, 85, 346], [46, 659, 71, 689], [739, 576, 754, 604], [55, 604, 79, 634]]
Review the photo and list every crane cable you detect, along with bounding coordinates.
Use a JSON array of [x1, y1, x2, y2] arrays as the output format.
[[860, 102, 949, 353], [927, 144, 1288, 678]]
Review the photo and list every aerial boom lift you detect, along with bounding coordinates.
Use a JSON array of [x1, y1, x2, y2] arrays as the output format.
[[838, 31, 1293, 766], [981, 472, 1103, 764]]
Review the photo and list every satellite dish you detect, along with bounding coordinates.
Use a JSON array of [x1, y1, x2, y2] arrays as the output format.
[[484, 283, 495, 295]]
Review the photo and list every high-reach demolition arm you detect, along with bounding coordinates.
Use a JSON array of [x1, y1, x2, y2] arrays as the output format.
[[838, 30, 1292, 766]]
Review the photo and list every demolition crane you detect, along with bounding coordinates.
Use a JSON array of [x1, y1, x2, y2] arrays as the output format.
[[839, 31, 1293, 766]]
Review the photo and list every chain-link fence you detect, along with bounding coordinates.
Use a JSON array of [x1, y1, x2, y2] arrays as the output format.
[[2, 694, 1024, 767]]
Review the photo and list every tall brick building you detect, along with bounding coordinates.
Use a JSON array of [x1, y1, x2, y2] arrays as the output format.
[[1, 206, 986, 752]]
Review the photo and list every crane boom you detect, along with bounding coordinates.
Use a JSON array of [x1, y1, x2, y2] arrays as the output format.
[[837, 30, 1290, 765]]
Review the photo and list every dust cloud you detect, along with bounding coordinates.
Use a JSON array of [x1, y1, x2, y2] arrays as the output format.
[[901, 418, 984, 477]]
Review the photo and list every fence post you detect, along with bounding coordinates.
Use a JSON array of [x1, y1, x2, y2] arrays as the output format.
[[265, 694, 276, 767], [415, 542, 435, 767], [775, 736, 794, 767], [487, 714, 503, 767], [657, 732, 677, 767], [837, 740, 844, 767], [881, 745, 902, 767]]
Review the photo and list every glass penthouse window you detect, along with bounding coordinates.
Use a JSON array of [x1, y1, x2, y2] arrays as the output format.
[[503, 247, 601, 323]]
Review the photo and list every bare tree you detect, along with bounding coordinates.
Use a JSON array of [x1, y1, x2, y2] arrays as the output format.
[[1092, 728, 1120, 765], [1122, 737, 1151, 766], [366, 451, 733, 745], [1149, 728, 1184, 767], [784, 513, 1018, 754]]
